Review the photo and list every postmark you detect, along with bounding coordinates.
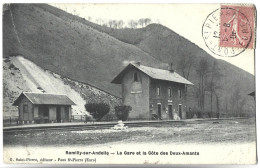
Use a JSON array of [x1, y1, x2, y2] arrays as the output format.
[[202, 5, 255, 57]]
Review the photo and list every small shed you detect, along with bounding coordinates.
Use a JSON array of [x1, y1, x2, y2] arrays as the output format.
[[13, 92, 75, 124]]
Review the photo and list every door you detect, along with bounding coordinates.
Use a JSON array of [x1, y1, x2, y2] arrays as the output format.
[[157, 104, 162, 119], [23, 104, 29, 120], [56, 106, 61, 123], [178, 104, 182, 119], [64, 106, 69, 122], [168, 105, 173, 120], [39, 105, 49, 123]]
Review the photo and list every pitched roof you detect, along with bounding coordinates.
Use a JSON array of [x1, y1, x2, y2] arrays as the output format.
[[13, 92, 76, 106], [111, 63, 194, 85]]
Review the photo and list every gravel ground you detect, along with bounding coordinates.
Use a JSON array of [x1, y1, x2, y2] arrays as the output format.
[[4, 118, 256, 146]]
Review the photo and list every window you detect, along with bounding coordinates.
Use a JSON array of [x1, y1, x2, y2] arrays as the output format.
[[168, 88, 172, 97], [157, 87, 161, 96], [178, 88, 182, 99], [134, 72, 138, 82]]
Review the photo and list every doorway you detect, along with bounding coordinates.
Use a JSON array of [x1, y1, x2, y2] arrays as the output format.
[[64, 106, 69, 122], [157, 104, 162, 120], [178, 104, 182, 119], [168, 105, 173, 120], [38, 105, 49, 123], [56, 106, 61, 123]]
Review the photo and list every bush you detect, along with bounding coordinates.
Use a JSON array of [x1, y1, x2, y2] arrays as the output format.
[[84, 115, 93, 122], [4, 59, 10, 63], [101, 113, 117, 121], [85, 102, 110, 121], [9, 64, 15, 69], [115, 105, 132, 121], [186, 111, 194, 119]]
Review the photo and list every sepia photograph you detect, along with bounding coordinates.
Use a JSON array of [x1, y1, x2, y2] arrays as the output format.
[[2, 2, 257, 165]]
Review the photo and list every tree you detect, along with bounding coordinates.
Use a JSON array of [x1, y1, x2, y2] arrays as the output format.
[[138, 18, 145, 27], [107, 20, 120, 29], [85, 102, 110, 121], [128, 20, 137, 29], [177, 54, 194, 80], [144, 18, 151, 26], [177, 52, 195, 94], [230, 86, 246, 117], [211, 89, 222, 118], [112, 20, 117, 29], [115, 105, 132, 121], [117, 20, 124, 29], [238, 98, 246, 117], [205, 60, 222, 117], [95, 18, 103, 25], [195, 57, 210, 114], [73, 9, 78, 15], [108, 20, 114, 28]]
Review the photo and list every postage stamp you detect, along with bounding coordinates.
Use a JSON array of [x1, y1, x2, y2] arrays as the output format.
[[220, 5, 255, 49], [202, 4, 255, 57]]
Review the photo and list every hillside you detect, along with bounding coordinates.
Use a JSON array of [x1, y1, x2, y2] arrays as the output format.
[[3, 4, 165, 98], [30, 4, 255, 96], [3, 4, 255, 116], [49, 5, 254, 114], [3, 56, 121, 118], [71, 15, 255, 97]]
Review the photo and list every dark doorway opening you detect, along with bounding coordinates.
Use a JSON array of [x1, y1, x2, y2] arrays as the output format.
[[57, 106, 61, 123], [168, 105, 173, 120], [64, 106, 69, 122], [157, 104, 162, 120], [38, 105, 49, 123], [178, 104, 182, 119]]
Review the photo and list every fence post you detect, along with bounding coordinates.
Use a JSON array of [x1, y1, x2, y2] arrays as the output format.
[[10, 117, 11, 124]]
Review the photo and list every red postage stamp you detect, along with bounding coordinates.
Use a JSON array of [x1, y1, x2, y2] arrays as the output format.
[[219, 5, 255, 49]]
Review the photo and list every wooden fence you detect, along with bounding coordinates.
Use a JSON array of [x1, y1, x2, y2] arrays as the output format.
[[3, 116, 19, 126]]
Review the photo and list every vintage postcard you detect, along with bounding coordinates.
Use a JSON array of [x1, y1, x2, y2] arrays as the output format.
[[2, 3, 257, 165]]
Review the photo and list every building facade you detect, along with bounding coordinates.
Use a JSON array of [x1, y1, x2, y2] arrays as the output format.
[[13, 92, 75, 124], [111, 63, 193, 120]]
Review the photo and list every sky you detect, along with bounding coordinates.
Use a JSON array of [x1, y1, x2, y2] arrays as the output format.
[[51, 3, 255, 75]]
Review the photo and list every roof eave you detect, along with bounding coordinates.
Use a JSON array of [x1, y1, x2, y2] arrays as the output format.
[[33, 103, 76, 106], [111, 64, 135, 84], [186, 82, 194, 86], [150, 77, 194, 86], [111, 63, 194, 86], [111, 77, 122, 84], [13, 92, 76, 106], [12, 92, 25, 106]]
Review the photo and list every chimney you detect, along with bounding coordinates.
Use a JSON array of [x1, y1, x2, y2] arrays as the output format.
[[168, 63, 174, 73], [136, 61, 141, 66]]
